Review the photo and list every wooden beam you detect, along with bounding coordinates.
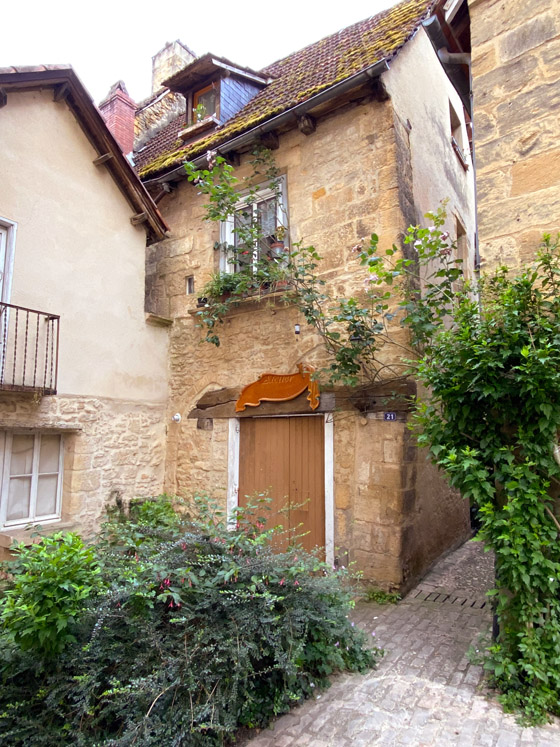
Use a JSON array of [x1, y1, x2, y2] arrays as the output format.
[[188, 390, 335, 419], [259, 131, 279, 150], [297, 114, 316, 136], [92, 152, 114, 166], [53, 82, 70, 102], [130, 212, 148, 225], [370, 78, 390, 102], [0, 88, 7, 108], [224, 150, 241, 167]]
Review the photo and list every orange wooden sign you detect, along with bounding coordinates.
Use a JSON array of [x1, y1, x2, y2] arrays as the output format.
[[235, 364, 320, 412]]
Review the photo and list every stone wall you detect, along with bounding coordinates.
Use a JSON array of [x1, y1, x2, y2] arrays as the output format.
[[0, 393, 167, 556], [470, 0, 560, 269], [151, 61, 471, 589]]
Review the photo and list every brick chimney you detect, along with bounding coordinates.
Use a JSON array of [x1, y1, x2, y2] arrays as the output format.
[[98, 81, 136, 155]]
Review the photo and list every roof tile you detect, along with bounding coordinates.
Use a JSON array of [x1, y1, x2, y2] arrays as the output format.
[[136, 0, 433, 179]]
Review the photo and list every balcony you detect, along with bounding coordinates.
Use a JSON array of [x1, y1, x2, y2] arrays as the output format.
[[0, 302, 59, 395]]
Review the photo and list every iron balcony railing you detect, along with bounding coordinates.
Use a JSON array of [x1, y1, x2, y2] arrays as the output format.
[[0, 302, 59, 395]]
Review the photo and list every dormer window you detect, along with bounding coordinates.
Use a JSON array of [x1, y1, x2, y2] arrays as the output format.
[[193, 82, 220, 123], [163, 53, 270, 142]]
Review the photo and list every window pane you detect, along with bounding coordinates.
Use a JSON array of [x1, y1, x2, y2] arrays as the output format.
[[258, 198, 277, 239], [10, 435, 34, 475], [234, 209, 252, 246], [39, 435, 61, 473], [7, 476, 31, 521], [36, 474, 58, 517], [194, 88, 217, 121]]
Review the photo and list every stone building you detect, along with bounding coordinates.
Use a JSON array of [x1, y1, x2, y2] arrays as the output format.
[[469, 0, 560, 269], [128, 0, 476, 591], [0, 66, 169, 557]]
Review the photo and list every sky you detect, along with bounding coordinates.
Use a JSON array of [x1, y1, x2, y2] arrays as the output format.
[[2, 0, 399, 105]]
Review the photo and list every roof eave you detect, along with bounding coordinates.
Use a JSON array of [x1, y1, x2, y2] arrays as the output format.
[[143, 58, 390, 185], [0, 67, 169, 240]]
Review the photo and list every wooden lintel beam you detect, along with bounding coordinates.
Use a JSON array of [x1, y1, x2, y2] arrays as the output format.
[[224, 150, 241, 167], [0, 88, 7, 108], [53, 83, 70, 102], [370, 78, 390, 102], [92, 152, 114, 166], [130, 212, 148, 225], [188, 390, 336, 419], [297, 114, 316, 136], [259, 131, 279, 150]]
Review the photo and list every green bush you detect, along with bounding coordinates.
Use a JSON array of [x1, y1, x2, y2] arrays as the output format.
[[0, 532, 102, 656], [0, 497, 380, 745]]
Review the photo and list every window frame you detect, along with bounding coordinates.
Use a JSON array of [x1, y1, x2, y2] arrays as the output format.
[[0, 431, 64, 529], [0, 215, 17, 304], [193, 81, 220, 123], [219, 176, 289, 274]]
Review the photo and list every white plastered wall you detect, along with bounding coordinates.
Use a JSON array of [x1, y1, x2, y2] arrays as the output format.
[[384, 26, 476, 264], [0, 89, 168, 402]]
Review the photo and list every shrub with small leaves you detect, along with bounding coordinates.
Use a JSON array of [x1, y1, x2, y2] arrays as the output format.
[[0, 497, 381, 745]]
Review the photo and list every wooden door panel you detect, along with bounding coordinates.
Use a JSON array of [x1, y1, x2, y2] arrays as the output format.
[[289, 417, 324, 553], [238, 416, 324, 553], [239, 418, 290, 529]]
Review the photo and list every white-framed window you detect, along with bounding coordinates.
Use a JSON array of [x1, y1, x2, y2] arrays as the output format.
[[0, 431, 63, 529], [0, 215, 17, 304], [220, 176, 289, 273]]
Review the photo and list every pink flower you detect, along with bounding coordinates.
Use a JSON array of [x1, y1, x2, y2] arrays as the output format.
[[279, 578, 285, 586]]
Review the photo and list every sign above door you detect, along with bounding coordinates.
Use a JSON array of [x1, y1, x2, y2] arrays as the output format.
[[235, 364, 320, 412]]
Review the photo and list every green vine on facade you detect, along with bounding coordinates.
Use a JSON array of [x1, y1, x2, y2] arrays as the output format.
[[187, 147, 560, 723]]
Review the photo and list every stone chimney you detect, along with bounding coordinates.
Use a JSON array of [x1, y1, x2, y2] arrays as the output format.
[[98, 81, 136, 155], [152, 40, 196, 93]]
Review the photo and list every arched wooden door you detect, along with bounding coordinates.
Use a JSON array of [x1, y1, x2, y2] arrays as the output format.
[[238, 416, 325, 554]]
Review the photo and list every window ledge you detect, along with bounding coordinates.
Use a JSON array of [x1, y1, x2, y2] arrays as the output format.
[[178, 116, 220, 142], [188, 288, 295, 317], [0, 422, 82, 432], [0, 520, 78, 548], [145, 312, 173, 327]]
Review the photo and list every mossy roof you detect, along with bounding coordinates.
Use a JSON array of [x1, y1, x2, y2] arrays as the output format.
[[136, 0, 433, 179]]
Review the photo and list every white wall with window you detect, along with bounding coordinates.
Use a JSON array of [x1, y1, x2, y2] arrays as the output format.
[[219, 176, 289, 273], [0, 431, 63, 528]]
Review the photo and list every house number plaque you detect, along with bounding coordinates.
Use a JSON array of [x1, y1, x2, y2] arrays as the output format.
[[384, 412, 397, 421]]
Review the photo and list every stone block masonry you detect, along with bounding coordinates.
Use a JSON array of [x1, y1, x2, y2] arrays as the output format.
[[0, 393, 167, 554], [150, 61, 471, 589], [470, 0, 560, 270]]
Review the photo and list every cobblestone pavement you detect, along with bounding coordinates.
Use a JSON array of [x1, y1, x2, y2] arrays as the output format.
[[244, 541, 560, 746]]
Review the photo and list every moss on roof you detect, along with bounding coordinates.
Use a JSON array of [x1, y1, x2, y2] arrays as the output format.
[[138, 0, 433, 179]]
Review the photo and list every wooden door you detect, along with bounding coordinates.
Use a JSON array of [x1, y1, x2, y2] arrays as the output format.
[[238, 416, 325, 553]]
